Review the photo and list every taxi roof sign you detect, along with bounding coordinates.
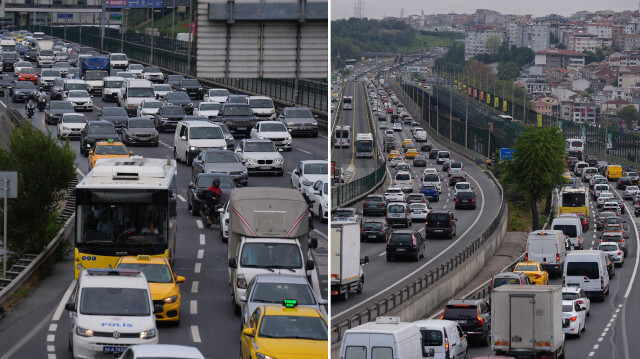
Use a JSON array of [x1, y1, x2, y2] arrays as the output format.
[[283, 299, 298, 308], [137, 255, 151, 260], [86, 268, 141, 276]]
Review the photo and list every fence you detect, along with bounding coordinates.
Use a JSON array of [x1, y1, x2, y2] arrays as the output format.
[[28, 26, 328, 114], [331, 162, 386, 207]]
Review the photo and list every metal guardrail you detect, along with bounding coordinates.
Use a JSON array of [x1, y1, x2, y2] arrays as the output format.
[[331, 81, 507, 344]]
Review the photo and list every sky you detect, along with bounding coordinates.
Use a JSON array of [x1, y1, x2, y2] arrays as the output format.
[[331, 0, 639, 20]]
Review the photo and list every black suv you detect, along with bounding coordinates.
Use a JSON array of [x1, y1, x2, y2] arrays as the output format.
[[420, 142, 432, 152], [441, 299, 491, 346], [429, 148, 439, 159], [80, 121, 119, 156], [153, 105, 186, 132], [363, 194, 387, 216], [219, 103, 258, 136], [360, 220, 390, 242], [177, 78, 204, 100], [449, 173, 467, 186], [386, 229, 425, 262], [425, 211, 457, 239], [455, 191, 477, 210], [616, 177, 634, 190]]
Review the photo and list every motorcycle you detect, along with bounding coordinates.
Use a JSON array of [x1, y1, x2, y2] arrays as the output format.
[[195, 189, 221, 227], [26, 103, 35, 118], [37, 96, 47, 112], [634, 203, 640, 217]]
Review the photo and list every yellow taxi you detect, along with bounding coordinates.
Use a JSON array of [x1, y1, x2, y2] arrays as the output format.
[[241, 301, 328, 359], [388, 150, 402, 160], [405, 148, 419, 159], [402, 138, 414, 147], [88, 140, 132, 169], [115, 255, 185, 323], [513, 260, 549, 285]]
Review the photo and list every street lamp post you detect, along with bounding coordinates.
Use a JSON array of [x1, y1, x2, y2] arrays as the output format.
[[150, 0, 155, 64]]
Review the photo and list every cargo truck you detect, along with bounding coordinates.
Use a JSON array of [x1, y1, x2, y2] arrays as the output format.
[[227, 187, 318, 314], [80, 56, 110, 94], [331, 221, 368, 301], [491, 285, 565, 359]]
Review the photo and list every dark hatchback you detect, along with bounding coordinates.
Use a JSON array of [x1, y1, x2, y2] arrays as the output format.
[[420, 142, 433, 152], [80, 121, 119, 156], [454, 191, 477, 209], [616, 177, 634, 189], [360, 220, 390, 242], [429, 148, 439, 159], [363, 194, 387, 216], [178, 78, 204, 100], [97, 107, 129, 131], [45, 100, 75, 125], [164, 91, 194, 115], [413, 155, 427, 167], [425, 211, 456, 239], [153, 105, 186, 132], [10, 81, 37, 102], [386, 230, 425, 262], [122, 117, 159, 147], [449, 173, 467, 186], [441, 299, 491, 346], [0, 74, 11, 96], [187, 173, 237, 216]]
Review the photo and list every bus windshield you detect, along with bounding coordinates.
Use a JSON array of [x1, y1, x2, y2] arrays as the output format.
[[356, 139, 373, 151], [562, 192, 586, 207]]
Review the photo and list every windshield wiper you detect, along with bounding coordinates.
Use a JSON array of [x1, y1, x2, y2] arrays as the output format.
[[265, 265, 297, 273]]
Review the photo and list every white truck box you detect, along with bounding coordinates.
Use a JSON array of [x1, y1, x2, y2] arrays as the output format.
[[491, 285, 565, 359], [331, 222, 368, 301]]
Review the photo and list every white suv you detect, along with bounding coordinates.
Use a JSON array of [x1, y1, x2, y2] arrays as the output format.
[[234, 139, 284, 176], [65, 269, 159, 358], [384, 187, 406, 202]]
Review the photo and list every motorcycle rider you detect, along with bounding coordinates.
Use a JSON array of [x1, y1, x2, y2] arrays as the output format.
[[36, 87, 47, 101], [25, 98, 35, 116], [204, 178, 222, 225]]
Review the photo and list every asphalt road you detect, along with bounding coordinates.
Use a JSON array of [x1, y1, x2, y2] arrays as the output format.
[[330, 89, 503, 324], [0, 60, 328, 359]]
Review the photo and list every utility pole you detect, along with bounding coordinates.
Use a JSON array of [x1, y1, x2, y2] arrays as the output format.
[[150, 0, 155, 64]]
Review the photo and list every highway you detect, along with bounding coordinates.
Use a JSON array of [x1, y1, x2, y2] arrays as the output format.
[[0, 55, 328, 358], [331, 79, 503, 326]]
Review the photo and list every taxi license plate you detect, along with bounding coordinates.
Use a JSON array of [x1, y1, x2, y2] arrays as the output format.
[[260, 166, 272, 170], [103, 346, 127, 353], [568, 283, 580, 287]]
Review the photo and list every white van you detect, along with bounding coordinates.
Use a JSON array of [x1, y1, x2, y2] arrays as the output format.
[[551, 215, 583, 249], [174, 120, 228, 165], [436, 150, 450, 164], [334, 125, 352, 148], [118, 79, 155, 116], [581, 167, 598, 182], [413, 319, 468, 359], [109, 53, 129, 69], [574, 161, 588, 176], [414, 129, 427, 142], [394, 171, 413, 192], [526, 230, 566, 276], [65, 269, 159, 358], [340, 316, 426, 359], [563, 250, 610, 301]]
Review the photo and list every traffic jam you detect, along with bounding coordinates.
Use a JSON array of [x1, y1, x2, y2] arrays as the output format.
[[0, 30, 328, 359]]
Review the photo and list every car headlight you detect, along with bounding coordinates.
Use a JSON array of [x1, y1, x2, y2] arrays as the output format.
[[274, 157, 283, 163], [258, 136, 265, 139], [139, 328, 157, 339], [242, 169, 248, 174], [311, 122, 318, 126], [162, 295, 178, 304], [76, 326, 94, 337], [236, 274, 247, 289], [190, 146, 197, 151], [198, 87, 203, 91], [286, 136, 292, 141], [247, 158, 256, 163], [181, 87, 186, 91], [255, 354, 277, 359], [187, 103, 193, 107], [62, 126, 70, 131]]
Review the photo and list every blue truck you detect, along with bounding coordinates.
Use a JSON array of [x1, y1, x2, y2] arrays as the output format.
[[80, 56, 110, 94]]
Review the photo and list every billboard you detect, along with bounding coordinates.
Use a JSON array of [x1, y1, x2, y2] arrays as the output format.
[[106, 0, 162, 8]]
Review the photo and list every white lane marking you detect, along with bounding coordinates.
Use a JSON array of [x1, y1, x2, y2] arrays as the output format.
[[48, 355, 55, 359], [191, 281, 199, 293], [319, 134, 328, 139], [49, 324, 57, 332], [312, 229, 327, 239], [177, 194, 186, 202], [47, 345, 55, 352], [332, 171, 487, 320], [199, 234, 205, 245], [378, 251, 386, 256], [190, 325, 202, 343], [598, 337, 603, 342], [196, 219, 203, 229], [588, 352, 595, 357], [623, 202, 640, 299], [197, 249, 204, 259], [594, 345, 599, 350], [298, 148, 313, 155], [53, 280, 76, 321], [194, 263, 201, 273], [190, 300, 197, 315], [0, 101, 6, 108], [46, 334, 55, 342]]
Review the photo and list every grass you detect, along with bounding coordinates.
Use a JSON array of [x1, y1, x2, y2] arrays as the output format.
[[2, 277, 37, 312]]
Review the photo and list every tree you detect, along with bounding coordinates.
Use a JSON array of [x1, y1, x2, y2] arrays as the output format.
[[497, 61, 521, 80], [617, 105, 640, 125], [0, 124, 76, 255], [484, 36, 502, 55], [502, 126, 566, 230]]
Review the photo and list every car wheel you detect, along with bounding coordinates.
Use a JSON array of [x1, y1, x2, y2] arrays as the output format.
[[185, 153, 192, 166], [576, 324, 582, 338], [582, 319, 586, 332], [414, 252, 419, 262], [341, 289, 349, 301], [356, 277, 364, 294], [482, 332, 491, 347], [57, 129, 61, 140]]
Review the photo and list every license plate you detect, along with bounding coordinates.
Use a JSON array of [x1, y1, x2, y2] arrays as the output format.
[[568, 283, 580, 287], [396, 248, 406, 251], [368, 235, 377, 238], [259, 166, 272, 170], [456, 320, 467, 324], [435, 229, 443, 232], [103, 346, 127, 353], [237, 127, 247, 130], [412, 211, 422, 214], [391, 214, 402, 218]]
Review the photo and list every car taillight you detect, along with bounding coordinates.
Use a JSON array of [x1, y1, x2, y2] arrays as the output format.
[[363, 203, 367, 208], [361, 228, 365, 232], [601, 276, 605, 290], [576, 299, 584, 304], [556, 253, 560, 262], [477, 316, 484, 326], [570, 316, 577, 322], [471, 198, 475, 202], [439, 314, 444, 319], [394, 181, 397, 185], [455, 198, 459, 203], [445, 338, 450, 355], [525, 253, 528, 261], [381, 202, 385, 207], [618, 251, 622, 256]]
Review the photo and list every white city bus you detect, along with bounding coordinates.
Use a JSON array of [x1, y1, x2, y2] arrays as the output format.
[[343, 96, 353, 110], [355, 133, 374, 158]]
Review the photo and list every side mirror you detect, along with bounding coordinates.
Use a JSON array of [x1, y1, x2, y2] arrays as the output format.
[[242, 328, 254, 337], [128, 151, 133, 155], [239, 295, 247, 302], [153, 304, 164, 314], [228, 257, 237, 268], [175, 275, 186, 283], [217, 207, 224, 213], [64, 302, 76, 312], [181, 136, 186, 141], [88, 150, 93, 155], [309, 237, 318, 249], [188, 181, 195, 188], [305, 259, 315, 271]]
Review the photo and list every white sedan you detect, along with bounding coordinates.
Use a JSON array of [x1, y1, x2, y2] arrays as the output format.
[[409, 203, 430, 220], [250, 121, 292, 151], [153, 84, 172, 100], [57, 113, 87, 139], [193, 102, 221, 120], [384, 187, 406, 202], [598, 242, 624, 267], [291, 159, 327, 194], [64, 90, 93, 112], [623, 185, 639, 200], [561, 287, 590, 317], [562, 300, 586, 337]]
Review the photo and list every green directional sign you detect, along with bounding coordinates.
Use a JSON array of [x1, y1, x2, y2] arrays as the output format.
[[607, 132, 613, 149]]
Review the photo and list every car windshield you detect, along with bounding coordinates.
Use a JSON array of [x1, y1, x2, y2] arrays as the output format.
[[128, 119, 154, 128], [204, 152, 238, 163], [562, 292, 579, 300], [111, 54, 127, 61], [14, 82, 34, 89], [258, 315, 327, 340], [422, 186, 436, 191], [304, 163, 328, 175], [249, 99, 274, 108], [104, 80, 123, 88], [224, 104, 253, 115], [552, 224, 577, 238], [245, 142, 276, 152], [494, 277, 520, 288], [94, 145, 128, 155], [190, 126, 223, 139], [88, 124, 116, 134], [181, 79, 200, 86], [154, 84, 171, 91], [599, 244, 618, 251], [334, 210, 354, 217], [363, 222, 383, 230], [129, 88, 155, 97], [209, 89, 230, 96], [79, 288, 150, 316], [142, 101, 162, 109], [515, 265, 538, 271], [388, 205, 405, 214], [55, 62, 70, 69], [68, 90, 89, 98], [240, 243, 302, 268], [457, 183, 470, 189], [366, 196, 383, 203], [251, 282, 317, 305], [423, 174, 438, 182], [62, 115, 85, 123], [567, 262, 600, 279], [443, 306, 477, 319], [50, 102, 73, 110], [410, 204, 426, 210], [396, 173, 410, 180], [145, 66, 161, 73], [101, 108, 126, 116], [261, 123, 287, 132], [196, 176, 235, 189], [3, 52, 17, 59], [286, 109, 313, 118], [162, 107, 185, 116], [167, 92, 190, 101], [41, 69, 61, 77], [85, 71, 106, 80], [198, 103, 220, 111], [129, 64, 143, 71]]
